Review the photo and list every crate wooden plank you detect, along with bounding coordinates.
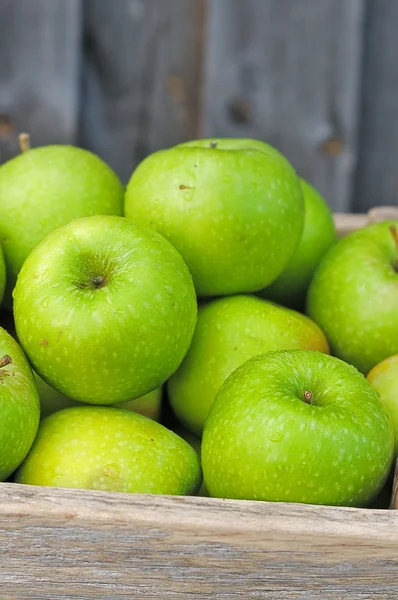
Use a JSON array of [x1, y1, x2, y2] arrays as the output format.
[[79, 0, 205, 183], [0, 482, 397, 599], [0, 0, 82, 163], [334, 206, 398, 236], [202, 0, 365, 212], [354, 0, 398, 212]]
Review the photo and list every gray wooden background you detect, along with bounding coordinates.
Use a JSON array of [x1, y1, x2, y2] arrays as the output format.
[[0, 0, 397, 212]]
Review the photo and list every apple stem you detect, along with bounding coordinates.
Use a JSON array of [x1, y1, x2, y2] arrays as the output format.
[[303, 390, 313, 404], [0, 355, 12, 369], [19, 133, 31, 153], [390, 225, 398, 271]]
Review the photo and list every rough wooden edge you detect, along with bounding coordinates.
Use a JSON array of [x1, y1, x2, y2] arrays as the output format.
[[0, 482, 398, 544]]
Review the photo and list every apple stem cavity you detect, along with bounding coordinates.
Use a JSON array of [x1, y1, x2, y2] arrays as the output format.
[[0, 355, 12, 369], [390, 225, 398, 272], [91, 275, 106, 289], [303, 390, 313, 404], [76, 274, 107, 290], [18, 133, 31, 153]]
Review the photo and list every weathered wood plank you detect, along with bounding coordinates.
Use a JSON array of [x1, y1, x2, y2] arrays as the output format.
[[0, 0, 82, 163], [79, 0, 205, 183], [0, 482, 397, 599], [353, 0, 398, 212], [202, 0, 365, 211]]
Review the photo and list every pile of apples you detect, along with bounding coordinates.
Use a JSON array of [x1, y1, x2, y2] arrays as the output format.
[[0, 136, 397, 508]]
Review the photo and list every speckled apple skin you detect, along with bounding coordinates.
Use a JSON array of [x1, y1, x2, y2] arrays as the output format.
[[202, 350, 394, 507], [173, 426, 209, 497], [261, 178, 337, 309], [0, 245, 5, 306], [115, 387, 162, 420], [367, 355, 398, 458], [15, 406, 202, 495], [13, 216, 197, 404], [0, 145, 124, 307], [0, 326, 40, 480], [307, 221, 398, 374], [37, 371, 162, 422], [0, 310, 163, 420], [125, 138, 304, 296], [168, 295, 329, 436]]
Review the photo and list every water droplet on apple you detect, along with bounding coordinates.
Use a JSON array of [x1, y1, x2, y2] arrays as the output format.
[[270, 432, 284, 443], [41, 297, 50, 308]]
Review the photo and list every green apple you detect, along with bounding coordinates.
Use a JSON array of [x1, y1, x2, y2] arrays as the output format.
[[0, 143, 124, 307], [14, 215, 197, 404], [125, 138, 304, 296], [0, 310, 163, 420], [172, 426, 209, 497], [307, 220, 398, 374], [0, 309, 79, 417], [115, 387, 162, 421], [0, 326, 40, 480], [15, 406, 202, 495], [367, 355, 398, 457], [33, 372, 78, 418], [261, 178, 337, 308], [37, 374, 162, 421], [168, 295, 329, 435], [202, 350, 394, 506], [0, 245, 5, 306]]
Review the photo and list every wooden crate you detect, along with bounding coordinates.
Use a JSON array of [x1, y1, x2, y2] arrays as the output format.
[[1, 208, 398, 600]]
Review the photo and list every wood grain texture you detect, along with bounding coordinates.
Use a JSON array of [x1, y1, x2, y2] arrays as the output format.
[[202, 0, 365, 212], [79, 0, 205, 183], [0, 482, 398, 599], [0, 0, 82, 163], [354, 0, 398, 212]]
